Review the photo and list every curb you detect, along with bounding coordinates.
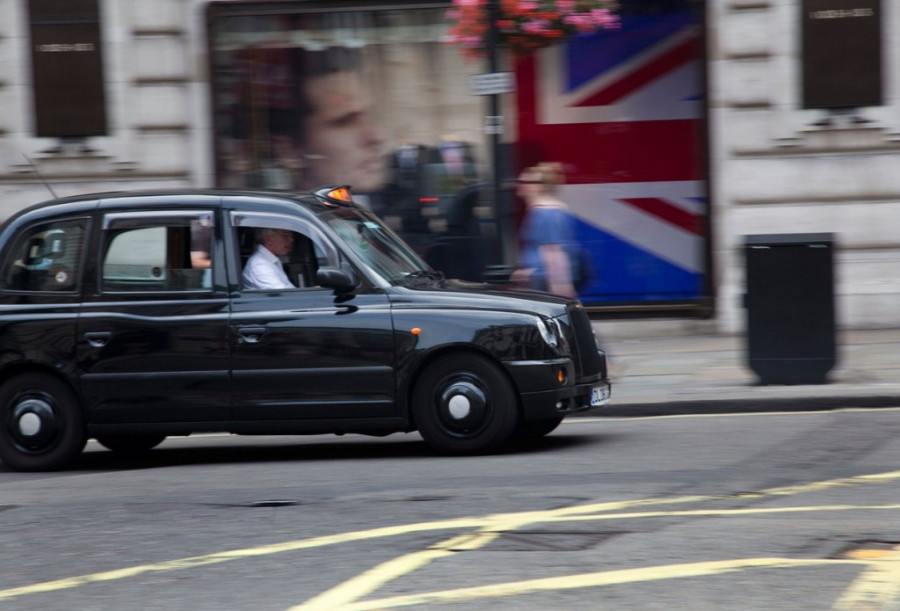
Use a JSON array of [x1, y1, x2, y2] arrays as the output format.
[[583, 393, 900, 418]]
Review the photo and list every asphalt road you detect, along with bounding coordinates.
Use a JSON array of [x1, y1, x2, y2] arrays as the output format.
[[2, 407, 900, 610]]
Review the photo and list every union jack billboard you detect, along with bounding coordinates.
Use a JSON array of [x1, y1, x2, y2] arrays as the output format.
[[515, 10, 709, 308]]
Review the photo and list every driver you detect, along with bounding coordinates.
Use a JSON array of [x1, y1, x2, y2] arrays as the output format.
[[242, 228, 295, 290]]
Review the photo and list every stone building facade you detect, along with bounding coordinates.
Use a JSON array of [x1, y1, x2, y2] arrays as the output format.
[[0, 0, 212, 212], [1, 0, 898, 331], [709, 0, 900, 331]]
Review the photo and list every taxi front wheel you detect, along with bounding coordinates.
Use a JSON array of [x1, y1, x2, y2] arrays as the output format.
[[412, 353, 519, 454], [0, 373, 86, 471]]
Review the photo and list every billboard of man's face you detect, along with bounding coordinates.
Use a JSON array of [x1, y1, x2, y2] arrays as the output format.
[[210, 7, 486, 194], [208, 3, 488, 259], [297, 68, 386, 193]]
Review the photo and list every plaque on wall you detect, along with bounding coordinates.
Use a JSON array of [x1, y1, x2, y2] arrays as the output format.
[[28, 0, 108, 138], [802, 0, 882, 109]]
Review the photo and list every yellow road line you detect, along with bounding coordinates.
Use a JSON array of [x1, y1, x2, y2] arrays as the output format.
[[329, 557, 870, 610], [294, 531, 503, 610], [292, 504, 900, 610], [832, 544, 900, 610], [0, 518, 483, 602], [547, 504, 900, 523], [287, 467, 900, 608], [3, 469, 900, 603]]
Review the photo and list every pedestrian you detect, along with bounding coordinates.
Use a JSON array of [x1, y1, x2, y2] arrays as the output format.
[[510, 162, 580, 299]]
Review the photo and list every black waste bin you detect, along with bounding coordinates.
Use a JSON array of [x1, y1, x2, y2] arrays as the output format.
[[744, 233, 836, 385]]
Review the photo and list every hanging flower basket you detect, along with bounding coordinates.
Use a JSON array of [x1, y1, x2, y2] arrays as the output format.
[[445, 0, 620, 60]]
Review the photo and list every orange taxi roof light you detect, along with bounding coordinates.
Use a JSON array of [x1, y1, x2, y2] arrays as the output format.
[[315, 185, 354, 205]]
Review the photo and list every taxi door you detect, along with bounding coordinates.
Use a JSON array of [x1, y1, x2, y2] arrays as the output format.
[[77, 207, 231, 424], [227, 212, 396, 422]]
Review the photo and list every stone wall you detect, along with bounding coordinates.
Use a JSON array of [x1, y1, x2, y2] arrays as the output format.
[[709, 0, 900, 331], [2, 0, 900, 331], [0, 0, 205, 219]]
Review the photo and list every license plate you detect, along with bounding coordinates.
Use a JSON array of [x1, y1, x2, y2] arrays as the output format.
[[590, 383, 610, 407]]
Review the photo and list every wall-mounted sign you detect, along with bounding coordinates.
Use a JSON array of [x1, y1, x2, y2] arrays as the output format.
[[28, 0, 108, 137], [470, 72, 514, 96], [802, 0, 882, 109]]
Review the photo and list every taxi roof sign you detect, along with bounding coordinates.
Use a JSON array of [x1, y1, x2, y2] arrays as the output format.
[[314, 185, 353, 205]]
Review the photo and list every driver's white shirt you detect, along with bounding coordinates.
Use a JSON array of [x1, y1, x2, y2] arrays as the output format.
[[242, 244, 293, 290]]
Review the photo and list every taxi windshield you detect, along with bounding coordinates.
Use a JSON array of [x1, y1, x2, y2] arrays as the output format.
[[320, 206, 433, 284]]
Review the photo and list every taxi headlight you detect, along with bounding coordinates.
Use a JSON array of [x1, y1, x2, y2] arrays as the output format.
[[536, 317, 560, 348]]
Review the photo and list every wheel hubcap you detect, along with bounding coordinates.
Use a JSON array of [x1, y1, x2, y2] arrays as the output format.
[[9, 395, 60, 451], [439, 379, 488, 433], [17, 411, 42, 436], [447, 394, 471, 420]]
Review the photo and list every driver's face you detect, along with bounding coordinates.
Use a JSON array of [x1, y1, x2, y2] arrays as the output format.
[[265, 229, 294, 257], [300, 71, 386, 193]]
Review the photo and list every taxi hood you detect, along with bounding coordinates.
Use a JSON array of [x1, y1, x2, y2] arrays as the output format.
[[386, 278, 573, 319]]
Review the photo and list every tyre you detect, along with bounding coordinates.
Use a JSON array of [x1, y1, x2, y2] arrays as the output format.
[[95, 434, 166, 455], [412, 353, 519, 454], [513, 416, 564, 439], [0, 373, 86, 471]]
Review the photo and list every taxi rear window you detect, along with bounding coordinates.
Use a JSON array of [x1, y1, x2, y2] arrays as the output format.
[[101, 212, 213, 293], [2, 219, 87, 292]]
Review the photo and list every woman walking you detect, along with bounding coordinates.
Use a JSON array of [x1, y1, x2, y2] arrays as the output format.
[[510, 162, 580, 299]]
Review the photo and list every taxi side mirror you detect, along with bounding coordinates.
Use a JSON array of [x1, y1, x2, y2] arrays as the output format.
[[316, 266, 357, 293]]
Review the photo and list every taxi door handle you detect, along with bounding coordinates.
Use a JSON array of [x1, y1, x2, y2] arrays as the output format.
[[235, 325, 267, 344], [84, 331, 112, 348]]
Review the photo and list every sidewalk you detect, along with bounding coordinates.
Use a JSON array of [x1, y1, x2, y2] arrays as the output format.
[[588, 323, 900, 417]]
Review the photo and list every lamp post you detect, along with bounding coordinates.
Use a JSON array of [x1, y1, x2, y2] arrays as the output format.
[[485, 0, 515, 270]]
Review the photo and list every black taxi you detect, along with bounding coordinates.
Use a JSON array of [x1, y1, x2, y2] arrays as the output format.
[[0, 186, 610, 471]]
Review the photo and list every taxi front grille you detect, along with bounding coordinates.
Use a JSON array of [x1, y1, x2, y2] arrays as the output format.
[[566, 303, 602, 380]]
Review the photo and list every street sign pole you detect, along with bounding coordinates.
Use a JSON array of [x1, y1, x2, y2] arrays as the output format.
[[485, 0, 514, 266]]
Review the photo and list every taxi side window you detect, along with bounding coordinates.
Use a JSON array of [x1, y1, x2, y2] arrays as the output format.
[[2, 219, 86, 292], [233, 213, 339, 291], [102, 214, 213, 293], [238, 225, 325, 289]]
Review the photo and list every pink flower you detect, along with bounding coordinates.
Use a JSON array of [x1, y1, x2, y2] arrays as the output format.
[[521, 19, 549, 34], [446, 0, 620, 57], [563, 14, 591, 30], [592, 8, 620, 29]]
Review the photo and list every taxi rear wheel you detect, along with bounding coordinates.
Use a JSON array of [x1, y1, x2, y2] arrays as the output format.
[[0, 373, 86, 471], [95, 434, 166, 455], [412, 353, 519, 454]]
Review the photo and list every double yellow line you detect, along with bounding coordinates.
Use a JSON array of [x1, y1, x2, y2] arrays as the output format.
[[2, 470, 899, 608]]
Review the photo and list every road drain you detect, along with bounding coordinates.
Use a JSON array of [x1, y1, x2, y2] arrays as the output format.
[[486, 531, 621, 552], [246, 499, 299, 508]]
